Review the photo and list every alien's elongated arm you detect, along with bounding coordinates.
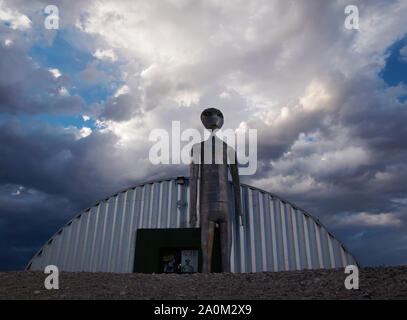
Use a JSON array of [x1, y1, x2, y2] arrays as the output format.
[[230, 155, 243, 226], [190, 149, 199, 226]]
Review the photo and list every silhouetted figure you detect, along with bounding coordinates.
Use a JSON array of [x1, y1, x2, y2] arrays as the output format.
[[190, 108, 243, 273]]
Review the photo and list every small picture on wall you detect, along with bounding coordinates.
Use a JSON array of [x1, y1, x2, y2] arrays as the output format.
[[160, 248, 180, 273], [181, 250, 198, 273]]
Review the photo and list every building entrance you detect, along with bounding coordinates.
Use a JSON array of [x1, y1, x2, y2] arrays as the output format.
[[133, 228, 222, 273]]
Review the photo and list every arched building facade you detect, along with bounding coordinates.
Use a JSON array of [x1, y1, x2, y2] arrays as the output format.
[[27, 176, 358, 273]]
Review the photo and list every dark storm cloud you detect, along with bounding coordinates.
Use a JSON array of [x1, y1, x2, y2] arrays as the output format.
[[0, 118, 137, 204], [79, 60, 112, 84], [96, 92, 143, 122], [0, 40, 83, 115], [244, 73, 407, 265], [0, 189, 75, 270], [0, 117, 151, 271]]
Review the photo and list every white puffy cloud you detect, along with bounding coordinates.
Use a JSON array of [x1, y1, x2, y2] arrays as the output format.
[[58, 87, 69, 96], [48, 68, 61, 78], [79, 127, 92, 138], [333, 212, 403, 227], [93, 48, 117, 62], [0, 1, 31, 30], [114, 84, 130, 98]]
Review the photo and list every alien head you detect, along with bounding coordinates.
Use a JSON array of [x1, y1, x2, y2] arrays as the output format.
[[201, 108, 224, 130]]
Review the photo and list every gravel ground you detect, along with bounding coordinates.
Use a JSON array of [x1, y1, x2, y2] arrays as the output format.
[[0, 266, 406, 300]]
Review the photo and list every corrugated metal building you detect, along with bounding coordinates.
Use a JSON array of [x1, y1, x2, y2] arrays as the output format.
[[26, 176, 358, 273]]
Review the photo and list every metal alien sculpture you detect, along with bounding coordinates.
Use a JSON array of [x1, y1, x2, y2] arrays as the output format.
[[190, 108, 243, 273]]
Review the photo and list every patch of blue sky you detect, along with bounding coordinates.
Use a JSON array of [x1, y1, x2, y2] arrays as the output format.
[[71, 80, 120, 106], [28, 29, 124, 102], [28, 29, 92, 75], [379, 34, 407, 103], [27, 28, 124, 127], [38, 114, 96, 131], [0, 114, 13, 126], [0, 113, 94, 132]]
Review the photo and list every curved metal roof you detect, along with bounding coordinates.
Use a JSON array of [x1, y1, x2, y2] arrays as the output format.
[[27, 176, 359, 272]]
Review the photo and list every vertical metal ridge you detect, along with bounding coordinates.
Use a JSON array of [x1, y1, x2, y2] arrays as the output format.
[[308, 218, 318, 270], [138, 186, 146, 229], [258, 192, 267, 271], [160, 181, 169, 228], [70, 218, 81, 270], [279, 202, 289, 271], [319, 224, 331, 269], [82, 207, 95, 270], [171, 181, 178, 227], [131, 186, 144, 271], [50, 233, 61, 269], [148, 183, 155, 228], [126, 188, 138, 272], [296, 209, 306, 270], [262, 193, 272, 271], [302, 214, 312, 269], [230, 183, 236, 273], [327, 234, 336, 268], [157, 182, 164, 228], [247, 188, 256, 272], [314, 223, 324, 269], [176, 183, 181, 228], [61, 220, 73, 270], [79, 210, 91, 270], [290, 207, 301, 270], [166, 181, 172, 228], [239, 185, 246, 273], [89, 204, 101, 271], [116, 191, 128, 272], [108, 194, 120, 272], [72, 213, 85, 270], [186, 180, 191, 228], [252, 190, 263, 272], [333, 239, 343, 267], [285, 204, 295, 270], [340, 245, 347, 267], [270, 198, 278, 271], [143, 184, 152, 229], [54, 229, 64, 269]]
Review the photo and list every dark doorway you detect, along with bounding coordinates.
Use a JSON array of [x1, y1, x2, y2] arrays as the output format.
[[133, 228, 222, 273]]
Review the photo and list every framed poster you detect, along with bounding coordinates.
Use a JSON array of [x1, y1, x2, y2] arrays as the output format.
[[181, 250, 198, 273], [160, 248, 180, 273]]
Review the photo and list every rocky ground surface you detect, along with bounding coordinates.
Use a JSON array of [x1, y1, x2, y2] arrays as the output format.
[[0, 266, 406, 300]]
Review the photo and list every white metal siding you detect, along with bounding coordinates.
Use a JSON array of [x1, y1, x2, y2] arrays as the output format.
[[27, 177, 358, 273]]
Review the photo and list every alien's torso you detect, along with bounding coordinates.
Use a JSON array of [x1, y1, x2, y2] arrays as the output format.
[[191, 136, 236, 213]]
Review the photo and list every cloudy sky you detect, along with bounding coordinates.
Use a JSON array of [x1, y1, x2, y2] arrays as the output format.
[[1, 0, 407, 271]]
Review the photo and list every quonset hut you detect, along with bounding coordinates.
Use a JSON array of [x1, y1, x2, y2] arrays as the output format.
[[27, 176, 358, 273]]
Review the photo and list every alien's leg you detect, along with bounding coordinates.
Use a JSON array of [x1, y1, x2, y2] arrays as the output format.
[[201, 216, 215, 273], [219, 218, 232, 272]]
